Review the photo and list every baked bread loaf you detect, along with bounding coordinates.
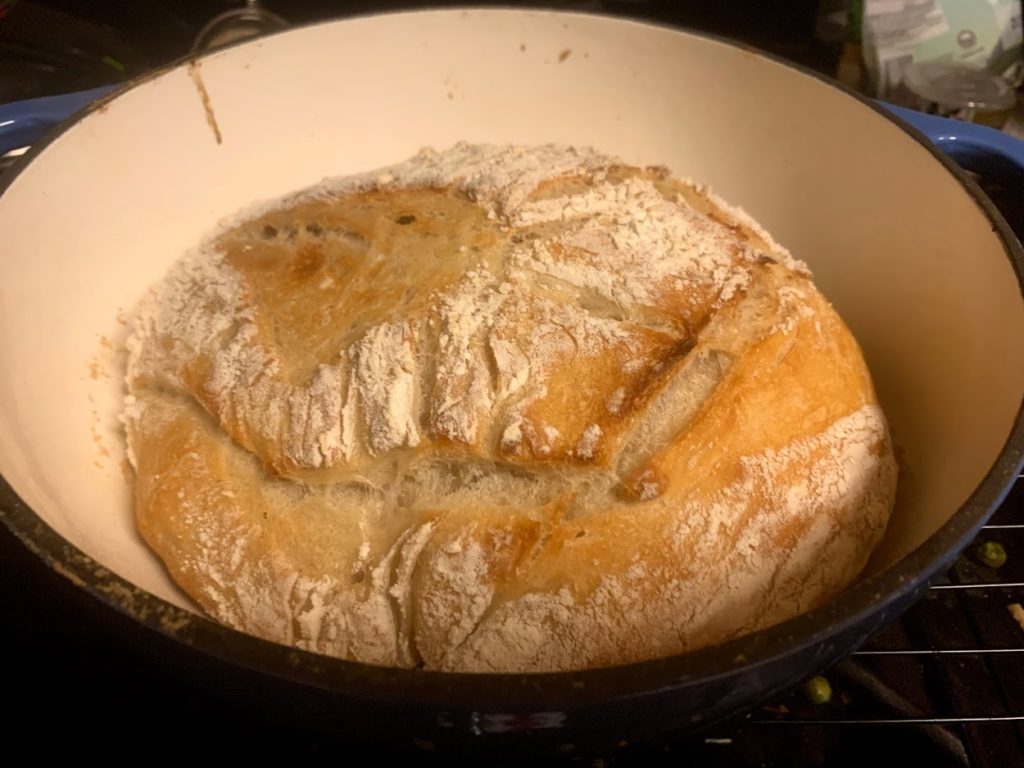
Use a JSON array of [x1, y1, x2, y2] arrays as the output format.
[[124, 143, 897, 672]]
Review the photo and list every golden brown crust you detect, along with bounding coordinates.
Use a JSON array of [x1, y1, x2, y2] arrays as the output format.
[[124, 144, 897, 671]]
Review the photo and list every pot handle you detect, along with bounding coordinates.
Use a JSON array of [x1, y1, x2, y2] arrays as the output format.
[[0, 86, 115, 158], [882, 103, 1024, 176]]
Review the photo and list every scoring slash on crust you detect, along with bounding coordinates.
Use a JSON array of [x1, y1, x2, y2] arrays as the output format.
[[123, 144, 897, 672]]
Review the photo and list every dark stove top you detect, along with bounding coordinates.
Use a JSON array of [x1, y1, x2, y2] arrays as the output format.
[[1, 2, 1022, 764]]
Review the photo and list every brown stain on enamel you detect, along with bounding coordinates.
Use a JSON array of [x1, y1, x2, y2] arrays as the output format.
[[187, 61, 223, 145]]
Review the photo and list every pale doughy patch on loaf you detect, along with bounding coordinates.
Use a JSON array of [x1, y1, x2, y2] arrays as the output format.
[[124, 143, 896, 672]]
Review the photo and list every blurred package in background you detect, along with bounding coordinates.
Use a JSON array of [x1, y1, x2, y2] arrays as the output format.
[[829, 0, 1023, 129]]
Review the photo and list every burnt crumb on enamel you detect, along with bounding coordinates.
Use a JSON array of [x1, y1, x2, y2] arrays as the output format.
[[305, 222, 323, 236], [262, 224, 278, 239], [396, 214, 416, 225]]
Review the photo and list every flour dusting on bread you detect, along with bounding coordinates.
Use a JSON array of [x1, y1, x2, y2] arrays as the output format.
[[124, 143, 896, 671]]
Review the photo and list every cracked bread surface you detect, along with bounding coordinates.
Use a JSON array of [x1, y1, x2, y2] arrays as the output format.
[[124, 144, 897, 672]]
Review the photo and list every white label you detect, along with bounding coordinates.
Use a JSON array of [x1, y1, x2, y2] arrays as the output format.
[[866, 0, 950, 50]]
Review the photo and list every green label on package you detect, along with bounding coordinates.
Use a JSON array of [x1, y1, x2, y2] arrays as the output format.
[[862, 0, 1022, 98]]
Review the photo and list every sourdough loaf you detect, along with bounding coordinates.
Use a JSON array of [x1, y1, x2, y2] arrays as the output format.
[[123, 144, 897, 672]]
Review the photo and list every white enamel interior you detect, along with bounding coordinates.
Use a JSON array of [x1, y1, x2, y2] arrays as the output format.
[[0, 10, 1021, 613]]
